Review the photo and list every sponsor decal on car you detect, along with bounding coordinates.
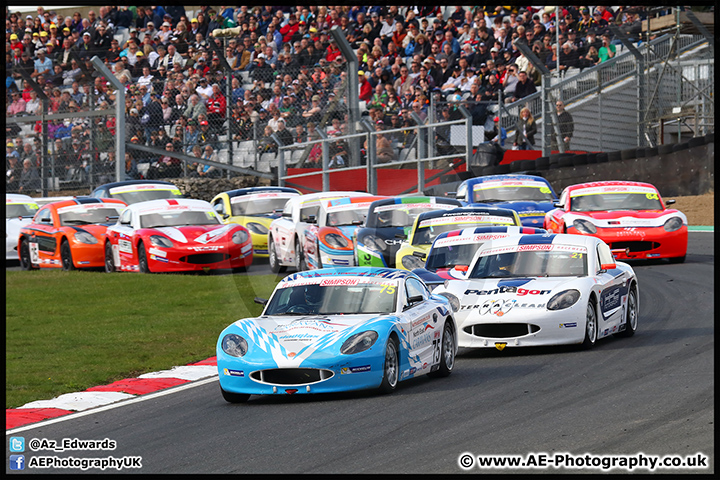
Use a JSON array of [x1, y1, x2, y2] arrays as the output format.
[[419, 215, 515, 228], [464, 286, 552, 296], [118, 239, 133, 253], [559, 322, 577, 328], [109, 184, 181, 195], [473, 179, 550, 190], [340, 365, 371, 374], [223, 368, 244, 377], [57, 204, 123, 214], [570, 185, 658, 197]]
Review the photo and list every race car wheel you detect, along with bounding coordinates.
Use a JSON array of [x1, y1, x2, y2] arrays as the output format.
[[60, 240, 75, 271], [104, 242, 114, 273], [220, 387, 250, 404], [19, 240, 35, 270], [668, 255, 686, 264], [268, 237, 286, 274], [581, 300, 598, 349], [295, 238, 307, 272], [614, 287, 638, 338], [378, 337, 399, 394], [429, 321, 455, 378], [138, 241, 151, 273]]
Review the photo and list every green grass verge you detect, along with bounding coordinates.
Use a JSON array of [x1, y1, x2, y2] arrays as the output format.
[[6, 270, 279, 409]]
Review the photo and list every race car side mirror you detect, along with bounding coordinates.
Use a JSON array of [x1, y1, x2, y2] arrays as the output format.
[[599, 262, 616, 271], [254, 297, 268, 305], [395, 233, 407, 240], [453, 265, 469, 273], [665, 199, 676, 206], [306, 215, 316, 224], [553, 202, 564, 208], [446, 191, 457, 198]]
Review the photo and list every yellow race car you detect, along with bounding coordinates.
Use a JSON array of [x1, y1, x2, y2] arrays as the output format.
[[395, 206, 521, 270], [211, 187, 301, 258]]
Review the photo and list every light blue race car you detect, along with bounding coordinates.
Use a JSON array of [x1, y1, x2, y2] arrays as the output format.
[[217, 267, 458, 403]]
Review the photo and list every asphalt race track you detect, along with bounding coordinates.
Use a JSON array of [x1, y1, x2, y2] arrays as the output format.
[[6, 232, 713, 473]]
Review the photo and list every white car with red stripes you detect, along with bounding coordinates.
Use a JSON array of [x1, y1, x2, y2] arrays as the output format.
[[103, 198, 253, 273], [433, 233, 638, 350], [267, 191, 372, 273]]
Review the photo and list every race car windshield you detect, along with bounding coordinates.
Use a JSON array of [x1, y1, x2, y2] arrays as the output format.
[[571, 193, 663, 212], [473, 185, 554, 203], [426, 243, 484, 271], [231, 197, 291, 216], [412, 216, 516, 245], [368, 206, 444, 228], [265, 283, 397, 315], [140, 210, 221, 228], [111, 189, 182, 205], [60, 207, 123, 226], [6, 203, 38, 218], [469, 250, 588, 278], [326, 208, 366, 226]]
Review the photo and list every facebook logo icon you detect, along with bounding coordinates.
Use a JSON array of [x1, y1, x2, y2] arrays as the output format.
[[9, 455, 25, 470]]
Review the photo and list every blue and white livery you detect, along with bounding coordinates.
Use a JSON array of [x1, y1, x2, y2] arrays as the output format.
[[6, 194, 39, 261], [217, 267, 457, 402], [433, 233, 639, 350]]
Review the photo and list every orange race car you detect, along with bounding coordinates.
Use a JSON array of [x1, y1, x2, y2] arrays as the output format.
[[18, 197, 127, 271]]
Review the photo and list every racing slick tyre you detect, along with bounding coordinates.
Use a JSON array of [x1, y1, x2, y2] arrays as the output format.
[[104, 241, 114, 273], [138, 241, 151, 273], [220, 387, 250, 404], [295, 238, 307, 272], [668, 255, 686, 264], [60, 240, 76, 271], [19, 240, 36, 270], [614, 287, 638, 338], [429, 322, 455, 378], [268, 237, 287, 274], [378, 336, 400, 394], [581, 299, 598, 349]]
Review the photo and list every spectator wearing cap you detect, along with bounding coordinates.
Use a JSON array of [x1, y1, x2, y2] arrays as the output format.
[[279, 15, 300, 44], [31, 47, 53, 79], [576, 7, 597, 35], [198, 119, 219, 150], [358, 71, 373, 102], [75, 30, 94, 62], [250, 53, 274, 83]]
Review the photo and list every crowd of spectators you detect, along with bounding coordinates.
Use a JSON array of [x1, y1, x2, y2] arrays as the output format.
[[6, 5, 657, 188]]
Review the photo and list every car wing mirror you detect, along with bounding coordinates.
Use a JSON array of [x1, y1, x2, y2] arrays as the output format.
[[553, 202, 564, 208], [395, 233, 407, 240], [105, 215, 119, 223], [665, 199, 676, 206], [412, 251, 427, 260], [306, 214, 317, 224], [254, 297, 268, 306]]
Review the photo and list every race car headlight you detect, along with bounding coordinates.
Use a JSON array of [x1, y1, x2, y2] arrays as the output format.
[[149, 235, 173, 248], [572, 219, 597, 234], [547, 289, 581, 311], [436, 292, 460, 312], [361, 234, 386, 252], [73, 231, 98, 244], [232, 230, 249, 245], [663, 216, 684, 232], [401, 254, 425, 270], [323, 233, 349, 249], [221, 334, 249, 357], [246, 222, 268, 235], [340, 330, 379, 355]]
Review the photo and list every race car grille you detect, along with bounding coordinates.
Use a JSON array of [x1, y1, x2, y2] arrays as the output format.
[[609, 241, 661, 253], [179, 253, 230, 264], [250, 368, 335, 385], [464, 323, 540, 338]]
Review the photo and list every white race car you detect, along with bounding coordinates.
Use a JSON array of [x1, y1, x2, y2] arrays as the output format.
[[6, 194, 39, 261], [433, 233, 639, 350], [268, 191, 372, 273]]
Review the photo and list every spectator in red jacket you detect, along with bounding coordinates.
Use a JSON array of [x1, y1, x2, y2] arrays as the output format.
[[280, 15, 300, 44], [359, 71, 373, 102], [206, 83, 227, 135]]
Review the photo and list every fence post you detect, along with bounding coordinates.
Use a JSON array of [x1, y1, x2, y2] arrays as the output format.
[[410, 112, 425, 194], [271, 133, 286, 187], [360, 119, 377, 194], [316, 130, 329, 192], [90, 56, 124, 183], [457, 105, 473, 173]]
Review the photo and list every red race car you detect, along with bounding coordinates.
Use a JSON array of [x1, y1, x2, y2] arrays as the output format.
[[18, 198, 127, 270], [544, 181, 687, 263], [103, 198, 252, 273]]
